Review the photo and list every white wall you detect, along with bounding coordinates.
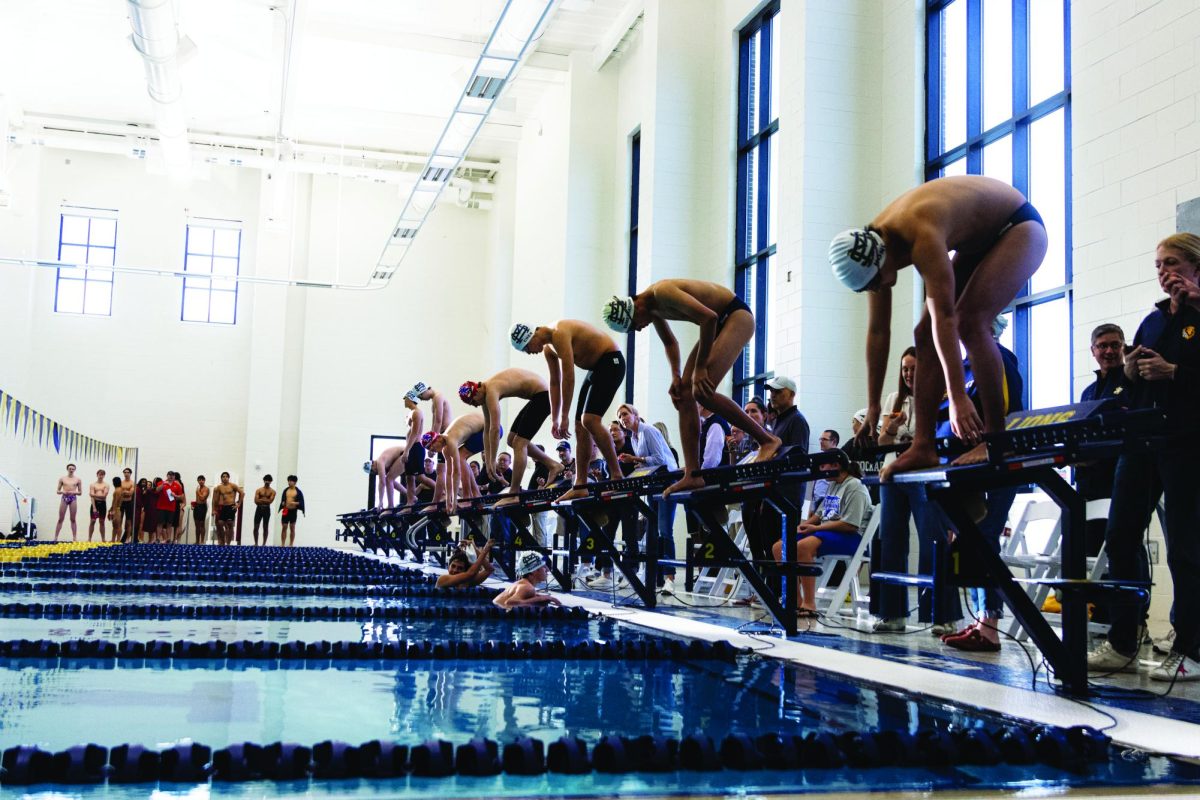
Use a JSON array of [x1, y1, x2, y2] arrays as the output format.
[[0, 147, 259, 534], [1070, 0, 1200, 628], [0, 144, 497, 544]]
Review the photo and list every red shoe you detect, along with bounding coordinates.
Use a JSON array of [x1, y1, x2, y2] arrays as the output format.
[[940, 623, 975, 643], [944, 627, 1000, 652]]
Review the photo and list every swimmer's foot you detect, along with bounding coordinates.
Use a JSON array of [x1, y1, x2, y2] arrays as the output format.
[[553, 487, 590, 505], [664, 474, 706, 497], [879, 444, 941, 482], [753, 436, 783, 463], [951, 442, 991, 466]]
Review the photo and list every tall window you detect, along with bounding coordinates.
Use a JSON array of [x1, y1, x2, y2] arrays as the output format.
[[54, 210, 116, 316], [626, 130, 641, 403], [182, 221, 242, 325], [927, 0, 1071, 409], [733, 0, 780, 406]]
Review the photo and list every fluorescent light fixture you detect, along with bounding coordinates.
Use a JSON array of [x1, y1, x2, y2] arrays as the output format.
[[486, 0, 554, 59], [435, 111, 487, 158], [476, 57, 516, 79], [370, 0, 557, 287]]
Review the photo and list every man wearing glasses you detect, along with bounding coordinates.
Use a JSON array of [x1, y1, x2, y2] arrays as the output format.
[[1077, 324, 1132, 557]]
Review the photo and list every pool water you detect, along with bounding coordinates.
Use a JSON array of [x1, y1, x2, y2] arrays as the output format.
[[0, 616, 628, 644], [3, 543, 1200, 797]]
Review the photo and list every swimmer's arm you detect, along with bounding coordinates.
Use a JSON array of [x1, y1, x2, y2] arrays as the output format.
[[544, 347, 564, 428], [483, 391, 502, 481], [864, 288, 892, 431], [915, 242, 970, 405], [652, 318, 682, 378], [429, 395, 444, 436], [402, 414, 417, 461], [553, 333, 576, 433], [56, 478, 64, 495]]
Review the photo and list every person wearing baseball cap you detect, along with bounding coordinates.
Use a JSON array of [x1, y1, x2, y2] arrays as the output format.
[[829, 175, 1046, 479], [604, 279, 782, 497], [508, 319, 625, 503], [741, 375, 811, 570]]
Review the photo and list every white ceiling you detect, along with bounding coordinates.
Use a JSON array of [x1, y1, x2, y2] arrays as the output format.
[[0, 0, 637, 163]]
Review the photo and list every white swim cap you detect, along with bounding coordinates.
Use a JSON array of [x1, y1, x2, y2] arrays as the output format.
[[515, 551, 545, 578], [510, 323, 534, 352], [602, 296, 635, 333], [409, 382, 428, 400], [829, 228, 885, 292]]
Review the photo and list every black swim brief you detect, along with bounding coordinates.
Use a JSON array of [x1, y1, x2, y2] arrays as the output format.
[[716, 296, 752, 331], [403, 443, 426, 477], [254, 505, 271, 525], [998, 201, 1044, 236], [576, 350, 626, 421], [954, 201, 1045, 298], [90, 500, 107, 520], [218, 505, 236, 522], [193, 503, 208, 523], [511, 391, 551, 440]]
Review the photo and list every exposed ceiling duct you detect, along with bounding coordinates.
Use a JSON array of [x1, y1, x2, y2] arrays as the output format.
[[125, 0, 192, 181]]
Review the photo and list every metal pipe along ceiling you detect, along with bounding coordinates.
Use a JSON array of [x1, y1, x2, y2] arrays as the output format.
[[126, 0, 191, 180]]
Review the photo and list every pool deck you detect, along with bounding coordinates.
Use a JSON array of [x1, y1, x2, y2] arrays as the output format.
[[370, 550, 1200, 762]]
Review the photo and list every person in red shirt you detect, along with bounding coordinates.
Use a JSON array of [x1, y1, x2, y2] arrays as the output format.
[[155, 471, 184, 544]]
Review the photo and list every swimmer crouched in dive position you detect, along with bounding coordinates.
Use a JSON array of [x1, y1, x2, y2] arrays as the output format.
[[603, 279, 781, 495], [828, 175, 1046, 478], [458, 368, 564, 507]]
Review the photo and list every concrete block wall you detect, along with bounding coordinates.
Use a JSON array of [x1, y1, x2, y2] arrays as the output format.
[[1071, 0, 1200, 630]]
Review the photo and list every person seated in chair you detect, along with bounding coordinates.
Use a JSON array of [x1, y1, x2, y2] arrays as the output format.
[[772, 449, 871, 619]]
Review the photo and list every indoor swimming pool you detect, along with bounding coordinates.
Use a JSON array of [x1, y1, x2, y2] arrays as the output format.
[[2, 542, 1198, 797]]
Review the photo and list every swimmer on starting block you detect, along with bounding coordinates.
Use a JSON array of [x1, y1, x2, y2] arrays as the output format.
[[369, 448, 409, 511], [493, 551, 562, 610], [510, 319, 625, 503], [421, 412, 498, 513], [458, 368, 564, 507], [602, 279, 782, 496], [410, 381, 454, 510], [829, 175, 1047, 478]]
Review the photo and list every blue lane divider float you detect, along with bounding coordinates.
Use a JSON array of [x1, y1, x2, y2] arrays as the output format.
[[0, 580, 492, 599], [0, 600, 575, 621], [0, 726, 1112, 786], [0, 637, 739, 663], [0, 568, 430, 584]]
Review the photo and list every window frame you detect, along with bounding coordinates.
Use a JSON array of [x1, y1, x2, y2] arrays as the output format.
[[181, 220, 243, 326], [733, 0, 780, 406], [626, 130, 641, 404], [54, 211, 117, 317], [925, 0, 1072, 410]]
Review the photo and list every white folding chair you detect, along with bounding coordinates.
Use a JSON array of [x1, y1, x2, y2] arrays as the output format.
[[814, 504, 878, 617]]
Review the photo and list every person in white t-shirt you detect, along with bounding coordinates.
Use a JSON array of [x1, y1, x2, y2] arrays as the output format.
[[773, 449, 871, 618]]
